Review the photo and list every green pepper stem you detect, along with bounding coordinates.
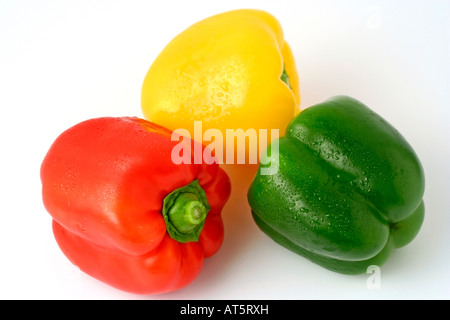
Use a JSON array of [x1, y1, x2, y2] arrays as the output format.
[[184, 200, 207, 224], [281, 65, 292, 89], [162, 180, 210, 243], [167, 193, 207, 233]]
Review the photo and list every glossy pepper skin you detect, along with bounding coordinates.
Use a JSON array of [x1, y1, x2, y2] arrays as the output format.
[[248, 96, 425, 274], [41, 117, 231, 294], [141, 9, 300, 157]]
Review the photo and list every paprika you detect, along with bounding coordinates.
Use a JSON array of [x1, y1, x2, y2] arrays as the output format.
[[41, 117, 231, 294], [248, 96, 425, 274]]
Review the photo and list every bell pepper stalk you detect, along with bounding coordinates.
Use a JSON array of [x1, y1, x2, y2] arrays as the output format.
[[248, 96, 425, 274], [162, 179, 210, 243], [41, 117, 231, 294], [141, 9, 300, 160]]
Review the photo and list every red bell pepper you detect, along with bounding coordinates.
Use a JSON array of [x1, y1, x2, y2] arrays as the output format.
[[40, 117, 231, 294]]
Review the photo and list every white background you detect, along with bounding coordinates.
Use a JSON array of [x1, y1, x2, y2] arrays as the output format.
[[1, 0, 449, 300]]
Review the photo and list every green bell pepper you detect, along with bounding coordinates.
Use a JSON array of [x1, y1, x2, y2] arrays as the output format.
[[248, 96, 425, 274]]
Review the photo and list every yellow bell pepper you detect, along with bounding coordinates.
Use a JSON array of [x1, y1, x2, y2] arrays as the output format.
[[141, 9, 300, 162]]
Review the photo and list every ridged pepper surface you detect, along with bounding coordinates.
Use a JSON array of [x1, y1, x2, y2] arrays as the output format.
[[41, 117, 231, 294], [248, 96, 425, 274], [141, 9, 300, 158]]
